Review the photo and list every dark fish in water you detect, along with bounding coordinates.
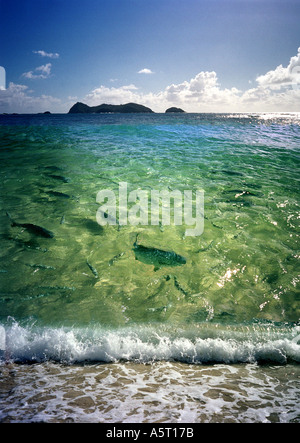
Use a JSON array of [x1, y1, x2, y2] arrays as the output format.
[[47, 174, 71, 183], [173, 276, 189, 296], [195, 240, 214, 253], [5, 234, 48, 252], [225, 199, 252, 207], [211, 222, 223, 229], [221, 170, 244, 177], [222, 189, 263, 197], [133, 234, 186, 271], [6, 212, 54, 238], [26, 263, 56, 270], [86, 260, 99, 278], [108, 252, 125, 266], [47, 191, 71, 199]]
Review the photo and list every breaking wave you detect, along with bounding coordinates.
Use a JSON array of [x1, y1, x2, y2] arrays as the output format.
[[1, 321, 299, 365]]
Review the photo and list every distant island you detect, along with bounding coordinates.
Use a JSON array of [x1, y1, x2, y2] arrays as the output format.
[[68, 102, 154, 114], [68, 102, 186, 114], [165, 107, 185, 113]]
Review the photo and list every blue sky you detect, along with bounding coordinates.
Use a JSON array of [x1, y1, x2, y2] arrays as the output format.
[[0, 0, 300, 112]]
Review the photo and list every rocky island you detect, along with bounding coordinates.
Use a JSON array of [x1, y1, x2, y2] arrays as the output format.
[[68, 102, 154, 114], [165, 107, 185, 113]]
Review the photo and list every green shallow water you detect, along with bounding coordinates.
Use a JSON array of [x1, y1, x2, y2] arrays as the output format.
[[1, 113, 299, 423], [0, 113, 299, 330]]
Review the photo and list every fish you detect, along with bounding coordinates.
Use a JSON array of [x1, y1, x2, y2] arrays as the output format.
[[46, 191, 71, 199], [60, 215, 65, 225], [4, 234, 48, 252], [6, 212, 54, 238], [222, 189, 263, 197], [195, 240, 214, 253], [215, 197, 253, 206], [26, 263, 56, 270], [47, 174, 71, 183], [221, 170, 244, 177], [173, 276, 189, 296], [133, 234, 186, 271], [86, 260, 99, 278], [108, 252, 125, 266]]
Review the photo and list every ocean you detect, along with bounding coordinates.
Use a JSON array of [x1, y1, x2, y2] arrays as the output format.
[[0, 112, 299, 423]]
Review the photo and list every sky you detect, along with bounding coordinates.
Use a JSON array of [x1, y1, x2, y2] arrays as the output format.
[[0, 0, 300, 113]]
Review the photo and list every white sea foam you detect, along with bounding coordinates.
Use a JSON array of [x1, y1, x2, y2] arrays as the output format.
[[0, 325, 5, 350], [0, 360, 299, 423], [1, 321, 299, 365]]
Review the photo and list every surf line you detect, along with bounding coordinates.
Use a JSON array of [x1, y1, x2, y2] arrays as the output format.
[[96, 182, 204, 237]]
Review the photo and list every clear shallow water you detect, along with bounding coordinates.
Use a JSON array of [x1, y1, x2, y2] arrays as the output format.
[[0, 112, 299, 422]]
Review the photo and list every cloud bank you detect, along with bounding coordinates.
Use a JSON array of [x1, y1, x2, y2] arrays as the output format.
[[0, 82, 65, 113], [1, 48, 300, 113], [84, 49, 300, 112]]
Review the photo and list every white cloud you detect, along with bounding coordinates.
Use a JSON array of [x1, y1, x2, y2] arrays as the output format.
[[85, 84, 140, 106], [240, 84, 300, 112], [0, 82, 65, 113], [36, 63, 52, 75], [84, 58, 300, 112], [33, 50, 59, 59], [22, 63, 52, 80], [84, 71, 241, 112], [138, 68, 154, 74], [2, 49, 300, 113], [161, 71, 241, 111], [256, 47, 300, 89]]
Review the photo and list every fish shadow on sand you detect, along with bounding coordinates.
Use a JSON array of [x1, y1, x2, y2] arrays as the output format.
[[81, 219, 104, 235]]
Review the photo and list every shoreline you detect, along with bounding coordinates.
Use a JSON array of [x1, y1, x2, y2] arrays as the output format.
[[1, 360, 299, 423]]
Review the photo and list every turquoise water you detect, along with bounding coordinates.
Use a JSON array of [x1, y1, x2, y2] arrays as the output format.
[[0, 112, 299, 422], [0, 112, 299, 364]]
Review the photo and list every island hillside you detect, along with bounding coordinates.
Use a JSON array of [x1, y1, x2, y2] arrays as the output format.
[[165, 107, 185, 113], [69, 102, 154, 114]]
